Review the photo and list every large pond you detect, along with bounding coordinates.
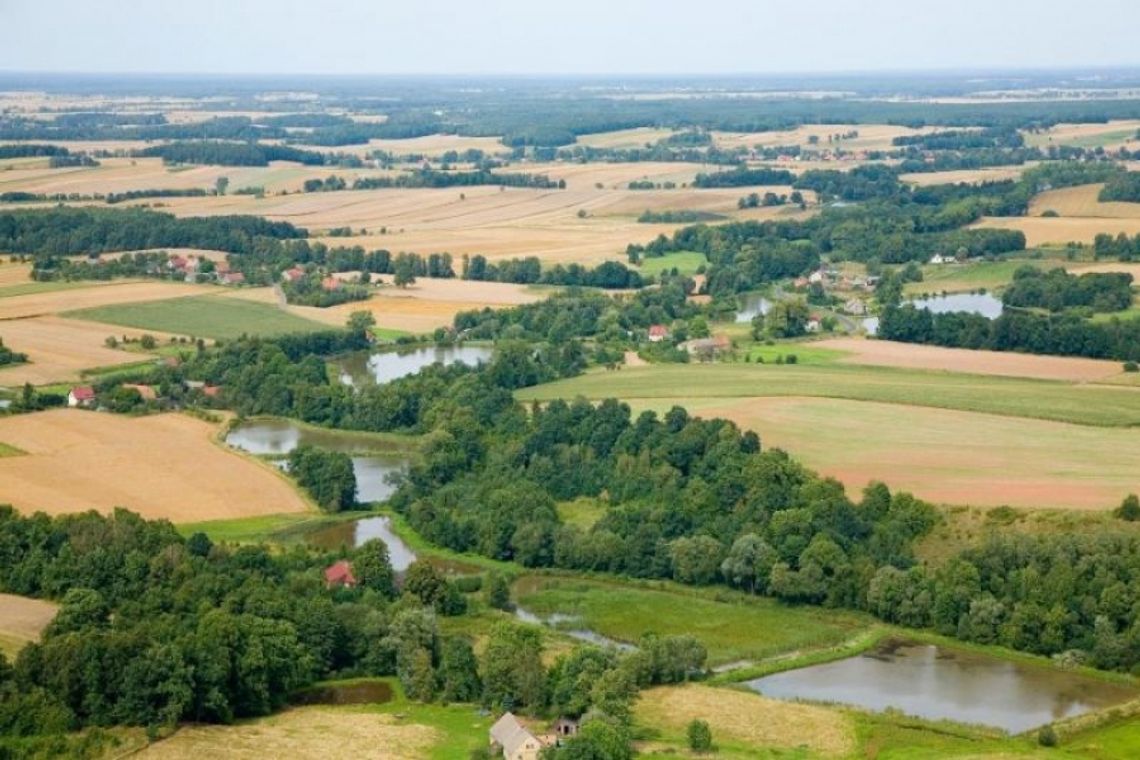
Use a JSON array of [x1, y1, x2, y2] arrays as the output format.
[[747, 639, 1137, 733], [225, 419, 409, 503], [735, 293, 773, 324], [307, 516, 417, 571], [864, 292, 1004, 336], [332, 345, 494, 386]]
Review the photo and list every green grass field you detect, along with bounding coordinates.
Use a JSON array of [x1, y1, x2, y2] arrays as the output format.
[[746, 343, 847, 364], [0, 442, 25, 458], [0, 280, 125, 298], [517, 363, 1140, 427], [905, 259, 1050, 295], [555, 497, 606, 530], [66, 294, 330, 340], [513, 576, 867, 665], [636, 251, 707, 277]]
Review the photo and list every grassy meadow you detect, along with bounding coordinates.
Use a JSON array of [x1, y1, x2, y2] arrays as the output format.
[[635, 250, 707, 277], [66, 294, 329, 340]]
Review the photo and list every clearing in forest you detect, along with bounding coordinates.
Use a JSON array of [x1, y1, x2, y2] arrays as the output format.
[[0, 409, 309, 521], [0, 593, 57, 658]]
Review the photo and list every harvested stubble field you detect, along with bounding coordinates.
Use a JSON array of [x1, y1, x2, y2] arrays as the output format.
[[900, 165, 1032, 186], [711, 123, 951, 153], [0, 315, 176, 386], [67, 292, 329, 340], [572, 126, 678, 148], [0, 592, 57, 659], [290, 132, 509, 158], [517, 362, 1140, 427], [139, 708, 438, 760], [635, 684, 856, 758], [971, 215, 1140, 246], [1030, 183, 1140, 219], [677, 395, 1140, 510], [0, 280, 212, 320], [0, 156, 397, 196], [1022, 120, 1140, 150], [0, 409, 309, 521], [813, 336, 1124, 382]]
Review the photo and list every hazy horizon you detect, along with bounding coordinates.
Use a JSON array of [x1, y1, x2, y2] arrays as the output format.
[[2, 0, 1138, 77]]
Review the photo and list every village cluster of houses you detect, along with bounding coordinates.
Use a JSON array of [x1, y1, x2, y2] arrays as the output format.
[[282, 266, 346, 292], [166, 254, 245, 285], [67, 364, 220, 409], [489, 712, 579, 760]]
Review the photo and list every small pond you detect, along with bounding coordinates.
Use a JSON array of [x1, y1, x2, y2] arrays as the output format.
[[735, 293, 772, 324], [307, 516, 417, 571], [514, 606, 636, 652], [292, 680, 394, 706], [864, 292, 1004, 336], [747, 639, 1137, 733], [225, 419, 409, 504], [332, 344, 494, 386]]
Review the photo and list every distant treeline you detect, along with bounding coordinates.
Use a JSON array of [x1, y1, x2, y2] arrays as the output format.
[[637, 209, 725, 224], [879, 305, 1140, 362], [137, 141, 328, 166], [0, 207, 304, 257], [0, 144, 70, 159], [693, 167, 795, 188], [105, 188, 211, 204], [1001, 267, 1134, 313], [892, 127, 1024, 150], [350, 170, 562, 190], [1100, 172, 1140, 203], [1095, 232, 1140, 261], [463, 256, 644, 289]]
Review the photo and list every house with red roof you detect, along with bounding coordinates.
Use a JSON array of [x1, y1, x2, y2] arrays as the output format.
[[324, 560, 356, 588], [647, 324, 669, 343], [220, 271, 245, 285], [321, 276, 343, 292], [67, 386, 96, 408], [283, 267, 305, 283]]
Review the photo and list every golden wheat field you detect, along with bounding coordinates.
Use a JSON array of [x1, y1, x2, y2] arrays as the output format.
[[0, 409, 310, 521], [900, 165, 1032, 186], [1022, 120, 1140, 150], [573, 126, 678, 148], [0, 316, 178, 386], [635, 684, 856, 757], [0, 593, 57, 658], [0, 280, 212, 320], [138, 708, 438, 760], [712, 123, 954, 153], [971, 215, 1140, 246], [286, 133, 508, 158], [1029, 183, 1140, 219]]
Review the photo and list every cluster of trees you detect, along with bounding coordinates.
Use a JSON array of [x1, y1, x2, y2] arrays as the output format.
[[892, 127, 1024, 151], [1001, 267, 1134, 313], [281, 272, 371, 308], [104, 188, 210, 204], [793, 164, 906, 202], [352, 170, 562, 190], [0, 144, 71, 159], [1099, 171, 1140, 203], [0, 207, 303, 258], [636, 209, 724, 224], [879, 304, 1140, 361], [31, 251, 218, 283], [0, 338, 27, 366], [738, 191, 802, 209], [1095, 232, 1140, 261], [463, 255, 644, 289], [137, 141, 329, 166], [49, 154, 100, 168], [556, 144, 744, 166], [287, 446, 356, 510], [693, 167, 794, 188]]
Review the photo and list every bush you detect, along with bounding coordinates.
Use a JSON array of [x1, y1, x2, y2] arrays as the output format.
[[1124, 361, 1139, 373], [687, 719, 713, 753], [1116, 494, 1140, 522], [1037, 724, 1058, 747]]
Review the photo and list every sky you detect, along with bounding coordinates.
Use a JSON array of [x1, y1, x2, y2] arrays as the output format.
[[1, 0, 1138, 76]]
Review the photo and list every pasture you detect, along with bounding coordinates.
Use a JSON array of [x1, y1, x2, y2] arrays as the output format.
[[0, 409, 310, 521], [635, 250, 707, 277], [513, 576, 867, 665], [516, 362, 1140, 427], [67, 293, 328, 340], [682, 395, 1140, 509], [0, 593, 57, 659]]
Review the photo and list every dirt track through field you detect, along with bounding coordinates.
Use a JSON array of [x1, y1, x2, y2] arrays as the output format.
[[0, 409, 310, 521]]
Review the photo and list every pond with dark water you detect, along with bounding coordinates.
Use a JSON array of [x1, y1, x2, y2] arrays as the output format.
[[225, 419, 409, 503], [307, 516, 417, 571], [747, 639, 1136, 733], [332, 345, 494, 386]]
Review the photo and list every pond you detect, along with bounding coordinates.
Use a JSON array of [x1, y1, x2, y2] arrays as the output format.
[[863, 292, 1004, 336], [292, 679, 394, 706], [332, 344, 494, 386], [307, 516, 417, 571], [225, 419, 410, 504], [735, 293, 772, 324], [747, 639, 1137, 733], [514, 606, 636, 652]]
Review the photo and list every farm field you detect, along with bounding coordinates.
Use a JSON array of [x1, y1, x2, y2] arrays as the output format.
[[0, 409, 310, 521], [672, 395, 1140, 509], [0, 315, 175, 386], [513, 576, 868, 665], [1023, 120, 1140, 150], [572, 126, 678, 148], [0, 593, 57, 659], [904, 258, 1056, 295], [0, 280, 212, 320], [711, 123, 950, 153], [972, 215, 1140, 246], [900, 164, 1032, 186], [634, 250, 707, 277], [67, 293, 329, 340], [291, 132, 508, 158], [635, 685, 856, 758], [1030, 183, 1140, 219], [813, 336, 1124, 382], [516, 362, 1140, 427]]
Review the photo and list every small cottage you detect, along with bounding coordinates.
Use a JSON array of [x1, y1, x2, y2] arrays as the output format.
[[647, 324, 669, 343], [324, 560, 356, 589], [68, 386, 96, 408], [489, 713, 548, 760]]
